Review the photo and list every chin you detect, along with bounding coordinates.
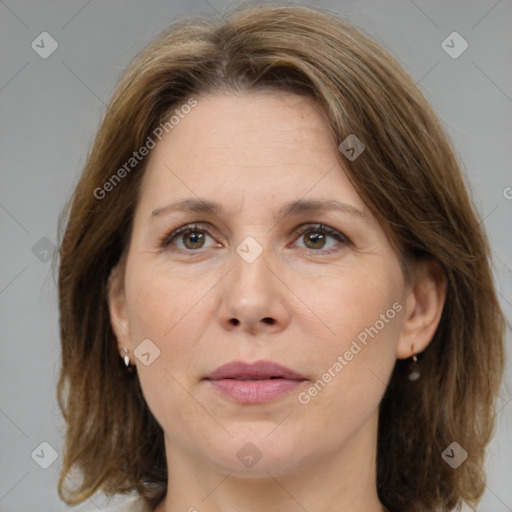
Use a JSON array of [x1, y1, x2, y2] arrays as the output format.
[[202, 430, 310, 477]]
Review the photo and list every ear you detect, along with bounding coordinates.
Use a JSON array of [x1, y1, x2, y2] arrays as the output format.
[[396, 259, 447, 359], [107, 264, 132, 356]]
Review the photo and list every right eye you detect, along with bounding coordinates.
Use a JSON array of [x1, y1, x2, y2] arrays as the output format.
[[160, 223, 221, 252]]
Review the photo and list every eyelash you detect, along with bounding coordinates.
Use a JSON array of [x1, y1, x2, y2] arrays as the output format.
[[159, 222, 350, 255]]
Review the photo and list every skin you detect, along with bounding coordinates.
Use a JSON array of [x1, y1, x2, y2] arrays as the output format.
[[108, 91, 446, 512]]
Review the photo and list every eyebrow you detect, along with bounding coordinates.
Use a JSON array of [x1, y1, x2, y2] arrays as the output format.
[[151, 198, 367, 223]]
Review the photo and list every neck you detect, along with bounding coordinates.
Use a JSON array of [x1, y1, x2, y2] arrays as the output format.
[[154, 408, 387, 512]]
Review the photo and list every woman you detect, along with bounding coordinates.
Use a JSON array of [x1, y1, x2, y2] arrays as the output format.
[[56, 3, 505, 512]]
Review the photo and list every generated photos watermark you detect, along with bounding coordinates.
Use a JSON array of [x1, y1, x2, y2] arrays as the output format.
[[298, 301, 403, 404], [93, 97, 197, 200]]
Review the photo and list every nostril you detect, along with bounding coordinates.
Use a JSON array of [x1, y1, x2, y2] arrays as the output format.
[[263, 317, 275, 325]]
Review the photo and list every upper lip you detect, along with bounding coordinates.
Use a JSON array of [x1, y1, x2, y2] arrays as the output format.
[[205, 360, 306, 381]]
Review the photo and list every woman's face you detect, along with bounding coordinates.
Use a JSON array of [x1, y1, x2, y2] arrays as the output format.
[[110, 91, 414, 477]]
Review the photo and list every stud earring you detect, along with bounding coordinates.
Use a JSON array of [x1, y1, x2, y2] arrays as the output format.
[[407, 344, 420, 381]]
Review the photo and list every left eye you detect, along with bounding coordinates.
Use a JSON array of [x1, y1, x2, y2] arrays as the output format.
[[291, 224, 348, 253]]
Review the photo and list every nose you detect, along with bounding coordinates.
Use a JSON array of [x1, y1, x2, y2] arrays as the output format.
[[217, 243, 291, 336]]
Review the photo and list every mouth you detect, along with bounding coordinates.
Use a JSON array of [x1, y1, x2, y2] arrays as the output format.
[[204, 360, 307, 404], [205, 360, 306, 381]]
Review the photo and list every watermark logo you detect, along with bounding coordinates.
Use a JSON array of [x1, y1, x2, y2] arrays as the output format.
[[134, 338, 161, 366], [236, 236, 263, 264], [338, 134, 365, 161], [31, 441, 58, 469], [31, 32, 58, 59], [441, 32, 468, 59], [236, 442, 263, 468], [441, 441, 468, 468], [32, 237, 56, 263]]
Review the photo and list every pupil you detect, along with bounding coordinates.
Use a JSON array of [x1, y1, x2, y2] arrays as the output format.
[[305, 232, 325, 249], [185, 231, 204, 249]]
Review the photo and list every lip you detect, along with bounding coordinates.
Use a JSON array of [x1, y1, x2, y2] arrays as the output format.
[[204, 360, 307, 404], [206, 360, 306, 381]]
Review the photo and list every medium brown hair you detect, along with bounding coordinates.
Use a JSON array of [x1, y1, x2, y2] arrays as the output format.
[[57, 3, 506, 511]]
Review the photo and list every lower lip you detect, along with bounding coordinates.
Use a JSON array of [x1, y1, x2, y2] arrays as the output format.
[[207, 378, 305, 404]]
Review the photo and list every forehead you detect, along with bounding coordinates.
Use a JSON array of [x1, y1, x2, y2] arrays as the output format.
[[136, 91, 364, 215]]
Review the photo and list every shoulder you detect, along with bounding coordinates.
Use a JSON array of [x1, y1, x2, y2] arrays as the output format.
[[81, 495, 152, 512], [109, 497, 152, 512]]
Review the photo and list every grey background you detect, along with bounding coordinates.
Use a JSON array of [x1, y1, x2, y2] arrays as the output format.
[[1, 0, 511, 511]]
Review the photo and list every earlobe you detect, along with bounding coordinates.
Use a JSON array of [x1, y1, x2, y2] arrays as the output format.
[[396, 259, 447, 360], [107, 265, 131, 353]]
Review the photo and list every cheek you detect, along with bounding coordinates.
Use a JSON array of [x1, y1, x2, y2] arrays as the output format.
[[123, 265, 210, 398], [300, 267, 402, 409], [298, 294, 401, 445], [124, 268, 211, 437], [312, 266, 402, 347], [125, 261, 214, 341]]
